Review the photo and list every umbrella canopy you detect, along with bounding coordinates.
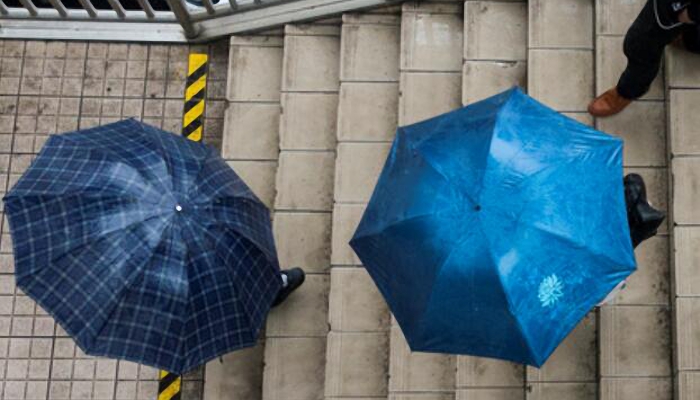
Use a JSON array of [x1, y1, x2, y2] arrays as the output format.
[[350, 87, 636, 367], [3, 119, 281, 374]]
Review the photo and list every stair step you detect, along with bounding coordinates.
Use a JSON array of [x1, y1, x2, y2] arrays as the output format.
[[594, 1, 673, 399], [524, 1, 602, 399], [204, 33, 285, 400], [324, 10, 399, 400], [262, 21, 341, 400], [458, 1, 527, 397], [205, 0, 689, 398], [389, 2, 463, 397], [666, 37, 700, 400]]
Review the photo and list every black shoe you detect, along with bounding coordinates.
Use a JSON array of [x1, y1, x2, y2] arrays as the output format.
[[624, 174, 666, 248], [272, 267, 305, 307]]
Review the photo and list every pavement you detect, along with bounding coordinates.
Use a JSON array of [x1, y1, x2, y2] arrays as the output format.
[[1, 0, 698, 399]]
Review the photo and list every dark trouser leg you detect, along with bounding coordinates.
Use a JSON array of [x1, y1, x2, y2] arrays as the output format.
[[682, 24, 700, 53], [617, 0, 684, 99]]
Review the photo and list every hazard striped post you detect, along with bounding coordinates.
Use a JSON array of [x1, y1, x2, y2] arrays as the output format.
[[158, 370, 182, 400], [182, 53, 208, 142], [157, 52, 209, 400]]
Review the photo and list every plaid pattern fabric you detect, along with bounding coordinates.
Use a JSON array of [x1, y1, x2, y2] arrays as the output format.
[[3, 119, 282, 374]]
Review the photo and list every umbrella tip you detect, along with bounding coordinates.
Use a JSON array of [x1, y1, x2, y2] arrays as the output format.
[[175, 205, 183, 212]]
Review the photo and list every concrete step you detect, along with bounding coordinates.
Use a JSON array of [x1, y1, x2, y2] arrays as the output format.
[[666, 38, 700, 400], [389, 2, 463, 399], [261, 22, 341, 400], [205, 0, 688, 399], [594, 1, 673, 400], [458, 1, 527, 399], [204, 33, 285, 400], [525, 1, 599, 399], [324, 11, 400, 400]]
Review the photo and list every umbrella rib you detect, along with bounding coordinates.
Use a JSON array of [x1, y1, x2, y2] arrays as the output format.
[[175, 217, 259, 368], [86, 217, 176, 353], [21, 211, 175, 282], [57, 126, 175, 198]]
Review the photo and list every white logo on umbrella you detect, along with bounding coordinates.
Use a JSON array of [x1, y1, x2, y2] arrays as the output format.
[[538, 274, 564, 307]]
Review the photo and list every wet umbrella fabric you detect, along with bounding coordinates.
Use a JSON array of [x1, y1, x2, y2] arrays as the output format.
[[350, 88, 636, 367], [3, 119, 281, 374]]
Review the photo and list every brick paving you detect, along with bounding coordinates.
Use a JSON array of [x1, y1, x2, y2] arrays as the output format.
[[2, 0, 699, 399], [0, 39, 228, 400]]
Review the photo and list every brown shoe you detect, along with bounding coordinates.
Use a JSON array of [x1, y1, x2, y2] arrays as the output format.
[[588, 87, 632, 118]]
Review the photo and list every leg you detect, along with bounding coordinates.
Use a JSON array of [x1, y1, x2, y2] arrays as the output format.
[[590, 0, 683, 117], [682, 24, 700, 53], [617, 0, 684, 99]]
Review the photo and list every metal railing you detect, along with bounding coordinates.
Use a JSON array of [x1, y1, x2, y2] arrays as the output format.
[[0, 0, 398, 42]]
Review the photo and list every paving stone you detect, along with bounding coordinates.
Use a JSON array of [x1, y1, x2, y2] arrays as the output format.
[[222, 103, 280, 160], [325, 331, 389, 397], [599, 305, 671, 376], [267, 274, 330, 337], [389, 325, 455, 392], [529, 0, 595, 49], [526, 313, 596, 382], [528, 49, 593, 112], [334, 142, 391, 203], [456, 356, 523, 388], [670, 89, 700, 155], [596, 0, 645, 35], [279, 93, 338, 150], [390, 395, 454, 400], [328, 267, 390, 332], [678, 372, 700, 400], [331, 203, 365, 266], [462, 61, 527, 105], [227, 160, 277, 209], [674, 227, 700, 296], [596, 101, 667, 167], [340, 15, 401, 82], [399, 72, 462, 125], [600, 378, 672, 400], [274, 151, 335, 211], [262, 337, 326, 400], [611, 236, 669, 305], [676, 297, 700, 370], [526, 383, 597, 400], [282, 33, 340, 92], [464, 2, 527, 61], [227, 43, 283, 102], [401, 13, 463, 69], [456, 388, 523, 400], [666, 47, 700, 89], [597, 35, 664, 101], [274, 212, 331, 273], [337, 82, 399, 142], [672, 157, 700, 225]]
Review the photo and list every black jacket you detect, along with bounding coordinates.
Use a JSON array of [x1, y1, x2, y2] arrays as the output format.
[[655, 0, 700, 28]]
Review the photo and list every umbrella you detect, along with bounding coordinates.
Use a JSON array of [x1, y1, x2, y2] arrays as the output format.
[[350, 87, 636, 367], [3, 119, 281, 374]]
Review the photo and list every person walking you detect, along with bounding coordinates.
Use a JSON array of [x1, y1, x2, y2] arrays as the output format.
[[589, 0, 700, 117]]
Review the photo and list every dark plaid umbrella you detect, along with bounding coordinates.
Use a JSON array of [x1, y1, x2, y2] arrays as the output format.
[[3, 119, 281, 374]]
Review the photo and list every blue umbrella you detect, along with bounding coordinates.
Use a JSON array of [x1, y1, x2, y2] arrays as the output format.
[[3, 119, 281, 374], [350, 87, 636, 367]]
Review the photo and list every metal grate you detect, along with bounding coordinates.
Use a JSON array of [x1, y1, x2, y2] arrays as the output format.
[[0, 0, 399, 42]]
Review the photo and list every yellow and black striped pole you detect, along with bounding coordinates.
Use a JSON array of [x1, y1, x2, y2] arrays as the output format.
[[158, 52, 209, 400], [158, 370, 182, 400], [182, 53, 209, 142]]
